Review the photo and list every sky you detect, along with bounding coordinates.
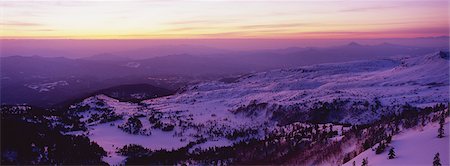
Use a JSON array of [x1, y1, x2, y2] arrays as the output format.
[[0, 0, 448, 39]]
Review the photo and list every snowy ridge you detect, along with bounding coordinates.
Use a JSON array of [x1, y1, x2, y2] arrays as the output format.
[[66, 51, 449, 165], [147, 51, 449, 123]]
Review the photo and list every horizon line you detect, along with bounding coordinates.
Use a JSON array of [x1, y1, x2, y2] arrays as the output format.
[[1, 35, 449, 41]]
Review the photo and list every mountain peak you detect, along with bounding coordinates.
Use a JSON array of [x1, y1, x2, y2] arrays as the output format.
[[347, 42, 362, 47]]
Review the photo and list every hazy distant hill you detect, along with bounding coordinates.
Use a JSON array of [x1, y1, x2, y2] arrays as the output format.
[[94, 84, 174, 102], [0, 43, 441, 106]]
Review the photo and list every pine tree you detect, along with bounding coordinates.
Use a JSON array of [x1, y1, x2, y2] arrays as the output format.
[[361, 157, 368, 166], [388, 148, 396, 159], [438, 116, 445, 138], [433, 153, 441, 166]]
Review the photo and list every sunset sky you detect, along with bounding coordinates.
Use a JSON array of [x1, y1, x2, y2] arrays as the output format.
[[1, 0, 448, 39]]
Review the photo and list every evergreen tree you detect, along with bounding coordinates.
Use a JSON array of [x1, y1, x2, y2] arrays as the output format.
[[433, 153, 441, 166], [361, 157, 368, 166], [352, 160, 356, 166], [438, 117, 445, 138], [388, 148, 396, 159]]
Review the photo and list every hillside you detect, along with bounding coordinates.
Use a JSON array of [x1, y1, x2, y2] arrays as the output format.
[[57, 51, 449, 165], [343, 119, 449, 166], [147, 51, 449, 124], [1, 43, 440, 106]]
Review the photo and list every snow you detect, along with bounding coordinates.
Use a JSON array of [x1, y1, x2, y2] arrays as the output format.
[[123, 62, 140, 68], [68, 93, 269, 165], [87, 121, 190, 165], [88, 122, 188, 151], [343, 118, 450, 166], [65, 51, 449, 165], [145, 52, 449, 124], [102, 154, 126, 166], [25, 80, 69, 92]]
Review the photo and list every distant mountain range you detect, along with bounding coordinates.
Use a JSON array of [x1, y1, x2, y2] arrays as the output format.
[[0, 43, 443, 107]]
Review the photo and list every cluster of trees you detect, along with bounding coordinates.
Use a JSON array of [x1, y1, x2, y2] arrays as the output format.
[[342, 103, 448, 165], [282, 102, 447, 165], [64, 100, 123, 129], [3, 98, 447, 165], [85, 112, 122, 124], [112, 102, 448, 165], [308, 99, 351, 123], [147, 108, 262, 141], [438, 114, 446, 138], [152, 120, 175, 131], [225, 128, 259, 140], [271, 98, 387, 126], [1, 106, 107, 164], [232, 100, 269, 117], [118, 116, 146, 135], [117, 138, 208, 165], [148, 111, 175, 131], [361, 157, 369, 166], [114, 120, 344, 165], [117, 144, 151, 158]]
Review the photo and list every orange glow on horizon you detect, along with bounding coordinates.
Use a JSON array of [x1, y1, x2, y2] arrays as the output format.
[[0, 1, 448, 39]]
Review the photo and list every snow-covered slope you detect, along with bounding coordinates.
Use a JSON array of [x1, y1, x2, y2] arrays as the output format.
[[343, 118, 449, 166], [68, 94, 265, 165], [146, 51, 449, 123], [66, 51, 449, 165]]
